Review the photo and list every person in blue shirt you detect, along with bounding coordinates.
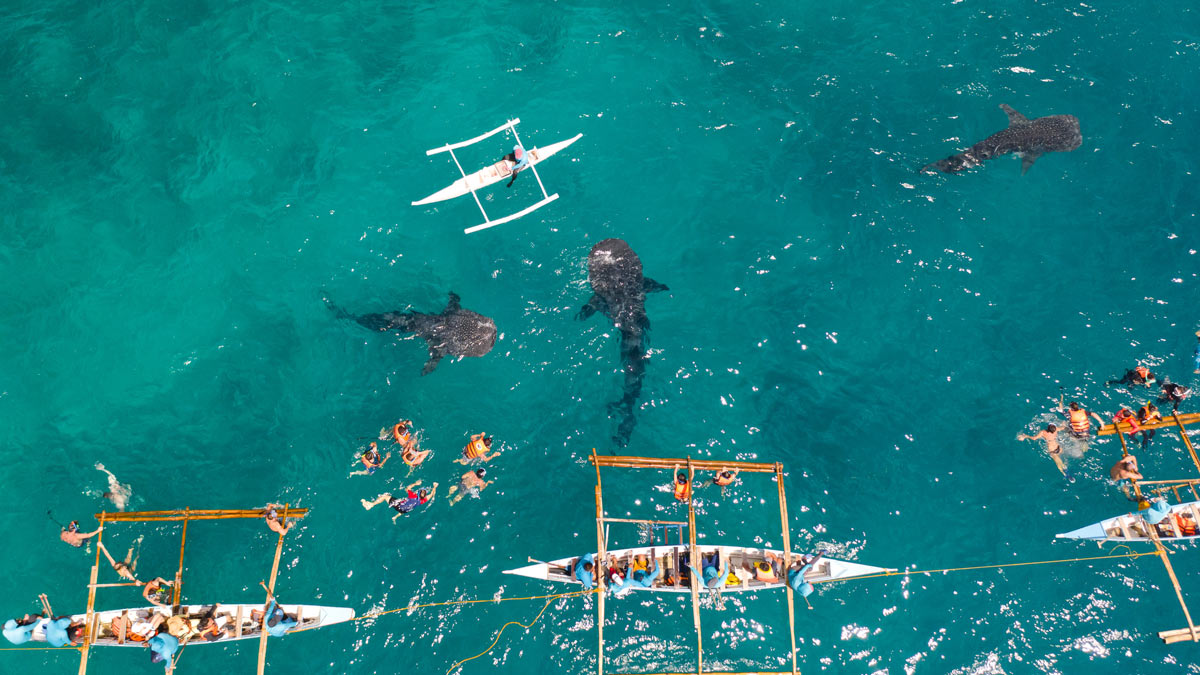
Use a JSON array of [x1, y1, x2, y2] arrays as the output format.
[[146, 630, 179, 664], [259, 585, 299, 637], [44, 616, 77, 647], [688, 549, 731, 591], [3, 614, 43, 645], [611, 550, 663, 595], [501, 146, 531, 188], [788, 552, 825, 599], [572, 553, 596, 590]]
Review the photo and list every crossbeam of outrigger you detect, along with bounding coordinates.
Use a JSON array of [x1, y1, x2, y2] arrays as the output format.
[[75, 506, 306, 675], [588, 451, 800, 675]]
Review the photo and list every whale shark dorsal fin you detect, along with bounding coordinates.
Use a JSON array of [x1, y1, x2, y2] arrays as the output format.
[[643, 278, 668, 293], [443, 292, 462, 314], [1000, 104, 1028, 126], [1021, 150, 1042, 175]]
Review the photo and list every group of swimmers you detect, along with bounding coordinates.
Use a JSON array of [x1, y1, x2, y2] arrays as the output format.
[[358, 420, 503, 521]]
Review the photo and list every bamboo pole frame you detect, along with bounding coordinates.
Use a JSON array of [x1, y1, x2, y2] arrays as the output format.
[[588, 453, 806, 674], [173, 508, 189, 608], [1171, 413, 1200, 475], [95, 508, 308, 522], [77, 511, 105, 675], [258, 504, 291, 675], [1150, 529, 1198, 642], [1099, 412, 1200, 435]]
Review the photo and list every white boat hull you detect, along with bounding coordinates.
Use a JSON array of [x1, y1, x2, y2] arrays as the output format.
[[28, 603, 355, 647], [412, 134, 583, 206], [503, 544, 892, 594], [1057, 500, 1200, 542]]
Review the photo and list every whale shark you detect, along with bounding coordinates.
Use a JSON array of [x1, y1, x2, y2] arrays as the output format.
[[578, 239, 668, 447], [923, 104, 1081, 174], [331, 292, 496, 375]]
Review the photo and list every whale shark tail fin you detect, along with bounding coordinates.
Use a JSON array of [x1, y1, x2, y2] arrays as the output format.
[[1000, 103, 1028, 126], [643, 278, 668, 293], [323, 297, 355, 321]]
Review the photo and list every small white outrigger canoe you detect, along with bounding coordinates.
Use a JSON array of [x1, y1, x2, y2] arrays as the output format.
[[1056, 501, 1200, 542], [28, 603, 354, 647], [503, 545, 893, 594], [412, 118, 582, 234]]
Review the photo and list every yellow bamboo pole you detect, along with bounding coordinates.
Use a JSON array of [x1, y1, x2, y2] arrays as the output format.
[[600, 517, 689, 526], [257, 504, 290, 675], [775, 463, 799, 675], [590, 455, 777, 473], [593, 448, 608, 675], [173, 508, 189, 607], [1172, 413, 1200, 475], [78, 512, 105, 675], [1100, 412, 1200, 435], [686, 458, 702, 674], [1151, 529, 1198, 641], [96, 508, 309, 522]]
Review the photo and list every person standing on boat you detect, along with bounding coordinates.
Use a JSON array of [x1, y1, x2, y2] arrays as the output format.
[[1017, 424, 1070, 480], [59, 520, 102, 548], [501, 145, 530, 188]]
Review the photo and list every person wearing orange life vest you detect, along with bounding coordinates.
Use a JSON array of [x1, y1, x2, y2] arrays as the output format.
[[456, 432, 501, 464], [350, 442, 391, 477], [1060, 401, 1104, 439], [1107, 365, 1157, 388], [382, 420, 418, 454], [1112, 407, 1141, 435], [1136, 402, 1162, 450], [670, 464, 693, 502]]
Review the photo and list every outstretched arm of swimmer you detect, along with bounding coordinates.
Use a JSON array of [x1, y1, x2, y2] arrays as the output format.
[[80, 526, 103, 541], [97, 541, 118, 568]]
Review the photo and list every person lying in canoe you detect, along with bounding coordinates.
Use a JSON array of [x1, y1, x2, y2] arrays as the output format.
[[350, 442, 391, 477], [361, 481, 438, 522], [500, 145, 530, 188], [448, 468, 493, 505]]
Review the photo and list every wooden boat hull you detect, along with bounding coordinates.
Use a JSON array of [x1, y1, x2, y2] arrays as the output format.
[[29, 603, 354, 647], [1056, 500, 1200, 542], [503, 544, 892, 594], [412, 134, 583, 206]]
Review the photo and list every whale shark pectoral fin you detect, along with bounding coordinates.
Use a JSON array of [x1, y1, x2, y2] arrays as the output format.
[[443, 292, 462, 314], [1000, 104, 1028, 126], [421, 347, 446, 376], [577, 294, 606, 320], [1021, 151, 1042, 175], [643, 278, 669, 293]]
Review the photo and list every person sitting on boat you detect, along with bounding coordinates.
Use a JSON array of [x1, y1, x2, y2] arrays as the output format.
[[1160, 379, 1192, 412], [145, 627, 179, 665], [501, 145, 530, 188], [361, 481, 438, 522], [3, 613, 44, 645], [350, 442, 391, 477], [1137, 403, 1163, 450], [196, 609, 228, 642], [44, 615, 79, 648], [688, 551, 731, 590], [59, 520, 103, 548], [259, 583, 299, 637], [1107, 365, 1157, 388], [98, 537, 143, 583], [1017, 423, 1071, 480], [448, 468, 493, 506], [142, 577, 174, 608], [457, 432, 501, 464], [1142, 497, 1172, 526], [1060, 401, 1104, 439], [670, 464, 693, 502], [573, 553, 596, 590], [612, 550, 662, 593], [263, 503, 293, 535], [787, 552, 825, 598]]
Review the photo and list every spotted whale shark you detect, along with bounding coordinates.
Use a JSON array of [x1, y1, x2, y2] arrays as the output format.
[[924, 104, 1081, 174]]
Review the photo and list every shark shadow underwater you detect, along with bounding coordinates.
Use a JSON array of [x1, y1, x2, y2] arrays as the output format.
[[329, 292, 496, 375], [923, 103, 1081, 174], [578, 239, 668, 447]]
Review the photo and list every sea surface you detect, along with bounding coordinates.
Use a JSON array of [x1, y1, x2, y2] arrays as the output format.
[[2, 1, 1200, 673]]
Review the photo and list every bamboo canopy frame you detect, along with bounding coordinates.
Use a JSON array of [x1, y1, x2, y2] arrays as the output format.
[[73, 506, 306, 675], [588, 451, 801, 675]]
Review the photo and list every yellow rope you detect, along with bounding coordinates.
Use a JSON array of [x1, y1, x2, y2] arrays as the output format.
[[813, 549, 1159, 584], [0, 645, 83, 651], [443, 593, 566, 675]]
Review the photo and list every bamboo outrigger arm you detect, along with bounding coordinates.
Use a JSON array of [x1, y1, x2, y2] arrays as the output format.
[[591, 455, 777, 473], [1099, 412, 1200, 436], [94, 508, 309, 522]]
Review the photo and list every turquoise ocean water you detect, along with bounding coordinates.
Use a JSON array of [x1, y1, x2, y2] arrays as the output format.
[[3, 1, 1200, 673]]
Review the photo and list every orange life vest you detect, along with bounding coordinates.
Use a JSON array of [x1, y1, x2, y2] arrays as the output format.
[[1113, 411, 1140, 434], [464, 437, 488, 459], [673, 480, 691, 501], [1176, 515, 1198, 536], [393, 423, 411, 444], [1138, 406, 1162, 425], [754, 564, 779, 583], [1069, 408, 1090, 433], [1136, 366, 1150, 380]]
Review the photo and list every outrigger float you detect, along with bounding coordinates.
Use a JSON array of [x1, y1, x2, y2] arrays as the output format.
[[1057, 410, 1200, 644], [412, 118, 582, 234], [55, 506, 353, 675]]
